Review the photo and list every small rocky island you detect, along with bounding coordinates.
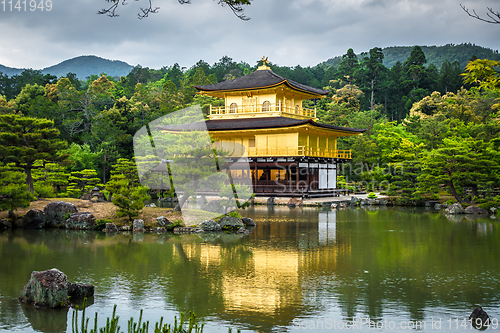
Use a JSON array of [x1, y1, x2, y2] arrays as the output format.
[[19, 268, 94, 308], [0, 200, 257, 236]]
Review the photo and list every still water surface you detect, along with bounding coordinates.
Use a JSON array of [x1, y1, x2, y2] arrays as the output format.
[[0, 206, 499, 332]]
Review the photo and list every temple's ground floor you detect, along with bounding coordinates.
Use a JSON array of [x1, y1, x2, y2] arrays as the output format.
[[225, 156, 349, 198]]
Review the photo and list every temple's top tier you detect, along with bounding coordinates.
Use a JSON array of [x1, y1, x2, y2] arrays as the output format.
[[194, 58, 328, 121]]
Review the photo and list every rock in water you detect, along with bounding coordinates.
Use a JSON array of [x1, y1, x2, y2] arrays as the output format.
[[287, 198, 298, 208], [198, 220, 221, 232], [64, 212, 96, 230], [20, 209, 46, 229], [267, 197, 275, 206], [133, 219, 144, 232], [241, 217, 256, 227], [445, 203, 464, 214], [44, 202, 78, 228], [0, 219, 12, 230], [19, 269, 70, 308], [469, 306, 490, 329], [67, 283, 94, 299], [236, 227, 250, 234], [156, 216, 172, 228], [104, 223, 118, 233], [464, 206, 488, 215], [219, 216, 244, 231]]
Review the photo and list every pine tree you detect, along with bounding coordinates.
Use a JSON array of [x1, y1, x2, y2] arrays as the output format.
[[0, 114, 68, 193], [0, 163, 34, 214]]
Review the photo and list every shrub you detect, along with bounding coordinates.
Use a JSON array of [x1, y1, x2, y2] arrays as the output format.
[[227, 211, 242, 219], [478, 201, 500, 211], [166, 219, 183, 231], [367, 192, 377, 199], [445, 199, 455, 205], [63, 212, 72, 222], [95, 219, 111, 230], [429, 193, 440, 200], [387, 189, 397, 196], [34, 183, 56, 198], [473, 196, 487, 203]]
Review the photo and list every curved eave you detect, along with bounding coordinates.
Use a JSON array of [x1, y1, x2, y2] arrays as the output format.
[[195, 81, 328, 99], [157, 118, 366, 137]]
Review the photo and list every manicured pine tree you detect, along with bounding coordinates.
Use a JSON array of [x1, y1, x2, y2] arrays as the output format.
[[0, 114, 68, 193], [0, 163, 34, 215], [67, 169, 102, 198], [105, 158, 149, 222]]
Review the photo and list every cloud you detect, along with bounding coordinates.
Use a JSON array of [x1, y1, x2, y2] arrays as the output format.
[[0, 0, 498, 70]]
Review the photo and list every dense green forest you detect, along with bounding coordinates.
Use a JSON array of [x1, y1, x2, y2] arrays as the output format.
[[321, 43, 500, 70], [0, 45, 499, 211]]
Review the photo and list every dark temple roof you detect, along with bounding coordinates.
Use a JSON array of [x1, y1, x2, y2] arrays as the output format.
[[156, 117, 366, 134], [194, 69, 329, 96]]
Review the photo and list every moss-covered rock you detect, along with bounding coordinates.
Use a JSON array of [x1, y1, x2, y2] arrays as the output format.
[[67, 282, 94, 299], [64, 212, 95, 230], [241, 217, 256, 227], [19, 269, 70, 308], [19, 209, 46, 229], [44, 202, 78, 228], [219, 216, 244, 231], [198, 219, 221, 231]]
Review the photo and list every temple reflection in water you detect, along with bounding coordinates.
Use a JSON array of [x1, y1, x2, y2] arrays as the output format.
[[1, 207, 500, 333]]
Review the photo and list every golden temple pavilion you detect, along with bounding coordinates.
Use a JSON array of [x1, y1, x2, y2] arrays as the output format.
[[164, 58, 365, 198]]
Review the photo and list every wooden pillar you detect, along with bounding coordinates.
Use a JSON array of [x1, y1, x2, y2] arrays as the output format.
[[296, 165, 299, 191], [306, 135, 310, 156], [253, 163, 258, 192], [306, 162, 310, 192]]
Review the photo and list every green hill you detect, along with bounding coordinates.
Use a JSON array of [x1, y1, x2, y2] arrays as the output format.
[[0, 64, 23, 77], [41, 55, 133, 79], [321, 43, 500, 69], [0, 55, 133, 80]]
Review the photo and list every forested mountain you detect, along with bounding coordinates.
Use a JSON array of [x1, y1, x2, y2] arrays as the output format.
[[321, 43, 500, 70], [0, 64, 23, 77], [0, 56, 134, 80], [382, 44, 500, 69], [41, 55, 133, 79]]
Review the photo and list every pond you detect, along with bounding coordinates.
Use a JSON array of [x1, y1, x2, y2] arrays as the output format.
[[0, 206, 499, 332]]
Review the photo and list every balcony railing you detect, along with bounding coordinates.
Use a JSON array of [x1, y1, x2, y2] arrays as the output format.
[[240, 146, 351, 159], [209, 103, 316, 119]]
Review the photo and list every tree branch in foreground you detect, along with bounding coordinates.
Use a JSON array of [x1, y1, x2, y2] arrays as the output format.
[[98, 0, 251, 20], [460, 4, 500, 24]]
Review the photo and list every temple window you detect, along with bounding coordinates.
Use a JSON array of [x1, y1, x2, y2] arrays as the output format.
[[262, 100, 271, 112], [229, 103, 238, 113]]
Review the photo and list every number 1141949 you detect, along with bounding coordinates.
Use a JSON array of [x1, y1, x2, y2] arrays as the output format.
[[1, 0, 52, 11]]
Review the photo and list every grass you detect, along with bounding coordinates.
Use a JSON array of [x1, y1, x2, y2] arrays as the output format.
[[1, 198, 226, 229], [0, 198, 187, 228], [72, 300, 240, 333]]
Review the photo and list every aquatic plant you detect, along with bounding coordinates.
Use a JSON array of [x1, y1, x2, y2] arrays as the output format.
[[71, 299, 218, 333]]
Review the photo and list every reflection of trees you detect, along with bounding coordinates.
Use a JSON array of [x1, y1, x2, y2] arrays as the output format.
[[326, 209, 500, 321], [1, 209, 500, 332]]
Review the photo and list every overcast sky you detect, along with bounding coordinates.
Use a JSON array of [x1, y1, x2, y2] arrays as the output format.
[[0, 0, 499, 70]]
